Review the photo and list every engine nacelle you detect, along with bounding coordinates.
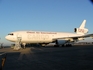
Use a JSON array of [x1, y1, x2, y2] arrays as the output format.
[[78, 38, 84, 40], [74, 28, 77, 32], [56, 39, 68, 45], [74, 28, 88, 34]]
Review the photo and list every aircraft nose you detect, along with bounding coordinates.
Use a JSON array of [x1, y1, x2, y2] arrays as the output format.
[[5, 36, 10, 40]]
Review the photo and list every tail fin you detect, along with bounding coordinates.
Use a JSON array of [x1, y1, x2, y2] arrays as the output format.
[[74, 20, 88, 35], [79, 20, 86, 29]]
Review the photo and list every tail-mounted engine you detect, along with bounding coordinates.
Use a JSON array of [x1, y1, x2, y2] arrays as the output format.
[[74, 28, 88, 34]]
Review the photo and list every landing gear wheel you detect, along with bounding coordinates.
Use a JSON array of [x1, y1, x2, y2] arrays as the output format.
[[61, 44, 65, 47], [54, 45, 59, 47]]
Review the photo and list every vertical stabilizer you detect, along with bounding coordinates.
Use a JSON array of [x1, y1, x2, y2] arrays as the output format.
[[79, 20, 86, 29]]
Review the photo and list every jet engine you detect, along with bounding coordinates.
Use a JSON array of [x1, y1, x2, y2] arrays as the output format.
[[55, 39, 68, 45], [74, 28, 88, 34], [78, 38, 84, 40], [74, 28, 77, 32]]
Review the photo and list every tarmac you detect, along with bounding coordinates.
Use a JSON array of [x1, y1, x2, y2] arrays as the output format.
[[0, 45, 93, 70]]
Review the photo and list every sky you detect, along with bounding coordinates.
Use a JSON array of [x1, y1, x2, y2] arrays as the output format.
[[0, 0, 93, 46]]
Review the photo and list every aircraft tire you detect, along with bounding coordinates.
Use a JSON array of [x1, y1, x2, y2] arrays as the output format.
[[54, 45, 59, 47], [61, 44, 65, 47]]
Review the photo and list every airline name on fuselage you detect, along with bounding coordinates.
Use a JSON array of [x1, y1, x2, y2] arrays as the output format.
[[27, 31, 57, 34]]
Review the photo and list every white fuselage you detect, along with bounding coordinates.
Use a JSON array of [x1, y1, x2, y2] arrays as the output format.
[[5, 31, 83, 44]]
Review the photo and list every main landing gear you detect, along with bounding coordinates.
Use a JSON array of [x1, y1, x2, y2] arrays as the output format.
[[61, 44, 72, 47], [54, 44, 72, 47]]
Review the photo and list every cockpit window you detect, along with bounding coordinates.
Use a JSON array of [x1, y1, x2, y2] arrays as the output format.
[[8, 33, 14, 35]]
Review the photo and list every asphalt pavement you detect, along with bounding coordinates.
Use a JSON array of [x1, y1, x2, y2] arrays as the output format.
[[0, 45, 93, 70]]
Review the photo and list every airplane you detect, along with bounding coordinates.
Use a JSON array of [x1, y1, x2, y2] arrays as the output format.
[[5, 20, 93, 49]]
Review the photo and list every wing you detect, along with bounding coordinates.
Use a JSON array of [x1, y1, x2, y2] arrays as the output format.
[[53, 33, 93, 41]]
